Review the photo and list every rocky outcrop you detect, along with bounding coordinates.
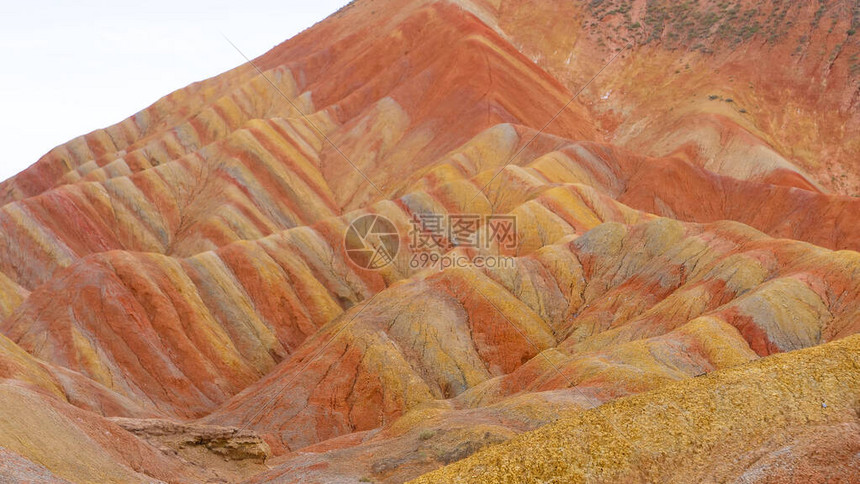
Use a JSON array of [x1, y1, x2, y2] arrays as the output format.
[[110, 418, 270, 463]]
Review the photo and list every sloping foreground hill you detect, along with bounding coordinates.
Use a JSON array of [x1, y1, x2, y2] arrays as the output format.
[[414, 332, 860, 483]]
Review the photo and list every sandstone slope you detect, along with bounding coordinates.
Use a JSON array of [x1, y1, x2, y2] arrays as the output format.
[[0, 0, 857, 482]]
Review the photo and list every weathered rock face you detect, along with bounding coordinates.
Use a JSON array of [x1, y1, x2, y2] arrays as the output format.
[[0, 0, 858, 482], [477, 0, 860, 196]]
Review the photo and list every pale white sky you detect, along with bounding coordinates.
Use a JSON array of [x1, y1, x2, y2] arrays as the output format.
[[0, 0, 350, 182]]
